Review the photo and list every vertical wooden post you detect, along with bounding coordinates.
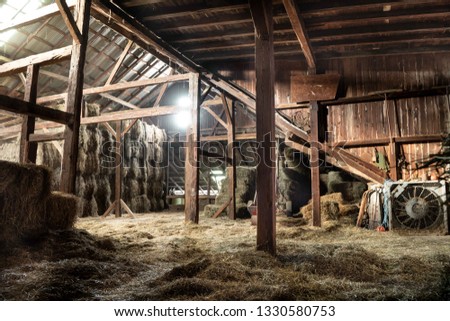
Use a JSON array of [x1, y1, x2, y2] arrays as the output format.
[[250, 0, 276, 255], [207, 169, 212, 204], [310, 101, 321, 227], [387, 99, 399, 180], [223, 95, 236, 220], [60, 0, 91, 193], [115, 121, 122, 217], [20, 64, 39, 163], [184, 73, 200, 223]]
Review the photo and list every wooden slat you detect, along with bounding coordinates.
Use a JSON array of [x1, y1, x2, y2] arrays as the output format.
[[250, 0, 276, 255], [0, 0, 76, 33], [37, 73, 190, 103], [282, 0, 316, 69], [80, 106, 177, 124], [60, 0, 91, 194], [0, 46, 72, 77], [0, 94, 73, 125], [56, 0, 82, 44], [19, 64, 40, 164], [184, 73, 200, 223]]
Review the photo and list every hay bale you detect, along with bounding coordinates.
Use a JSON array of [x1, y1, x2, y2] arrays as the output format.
[[130, 195, 151, 213], [0, 161, 52, 240], [46, 192, 80, 230], [300, 193, 360, 223], [95, 176, 112, 215]]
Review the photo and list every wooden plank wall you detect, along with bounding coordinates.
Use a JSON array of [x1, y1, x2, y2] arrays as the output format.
[[212, 53, 450, 180]]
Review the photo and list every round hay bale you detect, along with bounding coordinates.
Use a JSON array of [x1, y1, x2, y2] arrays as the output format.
[[46, 192, 80, 230]]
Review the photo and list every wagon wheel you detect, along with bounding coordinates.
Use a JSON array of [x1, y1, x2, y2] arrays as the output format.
[[393, 186, 441, 229]]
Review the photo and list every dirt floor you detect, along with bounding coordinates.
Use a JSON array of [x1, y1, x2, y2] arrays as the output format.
[[1, 212, 449, 300]]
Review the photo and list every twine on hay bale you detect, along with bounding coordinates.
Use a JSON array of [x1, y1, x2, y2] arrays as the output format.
[[46, 192, 81, 230]]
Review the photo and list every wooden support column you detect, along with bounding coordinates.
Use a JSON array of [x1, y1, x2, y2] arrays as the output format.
[[310, 101, 321, 227], [223, 94, 236, 220], [184, 73, 200, 223], [250, 0, 276, 255], [19, 64, 39, 163], [387, 98, 399, 181], [60, 0, 91, 194], [115, 121, 122, 217]]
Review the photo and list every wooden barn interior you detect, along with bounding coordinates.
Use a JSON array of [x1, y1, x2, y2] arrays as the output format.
[[0, 0, 449, 300]]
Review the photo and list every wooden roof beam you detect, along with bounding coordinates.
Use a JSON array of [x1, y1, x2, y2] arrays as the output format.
[[91, 0, 199, 72], [56, 0, 83, 44], [282, 0, 316, 70], [80, 105, 178, 124]]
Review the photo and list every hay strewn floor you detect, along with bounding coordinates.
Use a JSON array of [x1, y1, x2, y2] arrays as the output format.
[[1, 212, 449, 300]]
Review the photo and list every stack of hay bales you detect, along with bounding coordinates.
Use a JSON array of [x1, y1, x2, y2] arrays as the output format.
[[95, 125, 114, 215], [37, 141, 62, 190], [76, 104, 101, 217], [123, 120, 167, 213], [0, 137, 20, 162], [0, 160, 80, 244], [203, 166, 256, 218], [300, 193, 360, 224], [321, 171, 367, 203]]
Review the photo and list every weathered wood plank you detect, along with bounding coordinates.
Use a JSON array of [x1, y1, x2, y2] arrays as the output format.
[[0, 94, 73, 124], [290, 73, 340, 101], [19, 64, 40, 164], [0, 46, 72, 77], [250, 0, 276, 255], [310, 101, 321, 227], [202, 106, 228, 129], [56, 0, 82, 44], [60, 0, 91, 194], [29, 131, 65, 143], [37, 73, 189, 103], [80, 106, 178, 124], [282, 0, 316, 69], [184, 73, 200, 223], [223, 94, 236, 220]]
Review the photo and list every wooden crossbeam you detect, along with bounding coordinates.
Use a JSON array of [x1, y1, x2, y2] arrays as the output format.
[[37, 73, 189, 103], [80, 106, 178, 124], [282, 0, 316, 69], [0, 46, 73, 77], [0, 0, 76, 33], [56, 0, 82, 44], [0, 94, 73, 125], [29, 132, 65, 142]]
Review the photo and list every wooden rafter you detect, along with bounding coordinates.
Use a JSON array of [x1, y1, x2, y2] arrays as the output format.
[[105, 39, 134, 85], [202, 106, 228, 129], [282, 0, 316, 69], [56, 0, 82, 44]]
